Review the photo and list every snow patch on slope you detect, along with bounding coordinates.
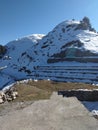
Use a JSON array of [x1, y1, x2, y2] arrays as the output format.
[[0, 18, 98, 89]]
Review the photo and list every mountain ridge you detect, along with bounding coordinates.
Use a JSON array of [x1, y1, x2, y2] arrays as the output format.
[[0, 17, 98, 89]]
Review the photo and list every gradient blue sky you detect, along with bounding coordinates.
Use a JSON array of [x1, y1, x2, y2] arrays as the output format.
[[0, 0, 98, 45]]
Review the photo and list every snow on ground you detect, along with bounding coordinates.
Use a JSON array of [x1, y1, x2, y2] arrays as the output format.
[[82, 101, 98, 116], [0, 73, 15, 89], [1, 19, 98, 89]]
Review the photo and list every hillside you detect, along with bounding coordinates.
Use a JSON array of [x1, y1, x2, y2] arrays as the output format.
[[0, 17, 98, 89]]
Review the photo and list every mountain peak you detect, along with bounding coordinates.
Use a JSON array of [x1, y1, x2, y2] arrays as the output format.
[[53, 17, 96, 33], [0, 17, 98, 89]]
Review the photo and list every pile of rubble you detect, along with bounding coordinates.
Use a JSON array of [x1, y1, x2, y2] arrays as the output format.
[[0, 88, 18, 104]]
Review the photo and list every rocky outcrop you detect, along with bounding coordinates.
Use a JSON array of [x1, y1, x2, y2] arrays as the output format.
[[0, 89, 18, 104], [75, 17, 96, 32], [0, 91, 6, 104], [0, 45, 6, 58]]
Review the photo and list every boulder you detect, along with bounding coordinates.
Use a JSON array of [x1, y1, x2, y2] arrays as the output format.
[[0, 91, 6, 102], [0, 98, 4, 104], [0, 91, 6, 103], [0, 89, 18, 104], [11, 91, 18, 100]]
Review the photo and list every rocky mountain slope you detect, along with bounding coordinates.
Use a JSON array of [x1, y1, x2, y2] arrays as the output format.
[[0, 17, 98, 89]]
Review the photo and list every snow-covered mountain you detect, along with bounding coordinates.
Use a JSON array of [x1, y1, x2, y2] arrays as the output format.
[[0, 17, 98, 89]]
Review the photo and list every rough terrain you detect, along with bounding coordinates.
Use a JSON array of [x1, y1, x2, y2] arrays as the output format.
[[0, 92, 98, 130]]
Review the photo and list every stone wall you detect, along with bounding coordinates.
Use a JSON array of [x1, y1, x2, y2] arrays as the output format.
[[58, 90, 98, 101]]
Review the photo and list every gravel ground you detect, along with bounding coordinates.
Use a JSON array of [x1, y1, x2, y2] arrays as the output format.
[[0, 93, 98, 130]]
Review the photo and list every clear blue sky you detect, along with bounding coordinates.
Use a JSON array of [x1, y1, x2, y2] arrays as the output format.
[[0, 0, 98, 45]]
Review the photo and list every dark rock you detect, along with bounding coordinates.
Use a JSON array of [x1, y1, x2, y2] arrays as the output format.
[[58, 90, 98, 101]]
